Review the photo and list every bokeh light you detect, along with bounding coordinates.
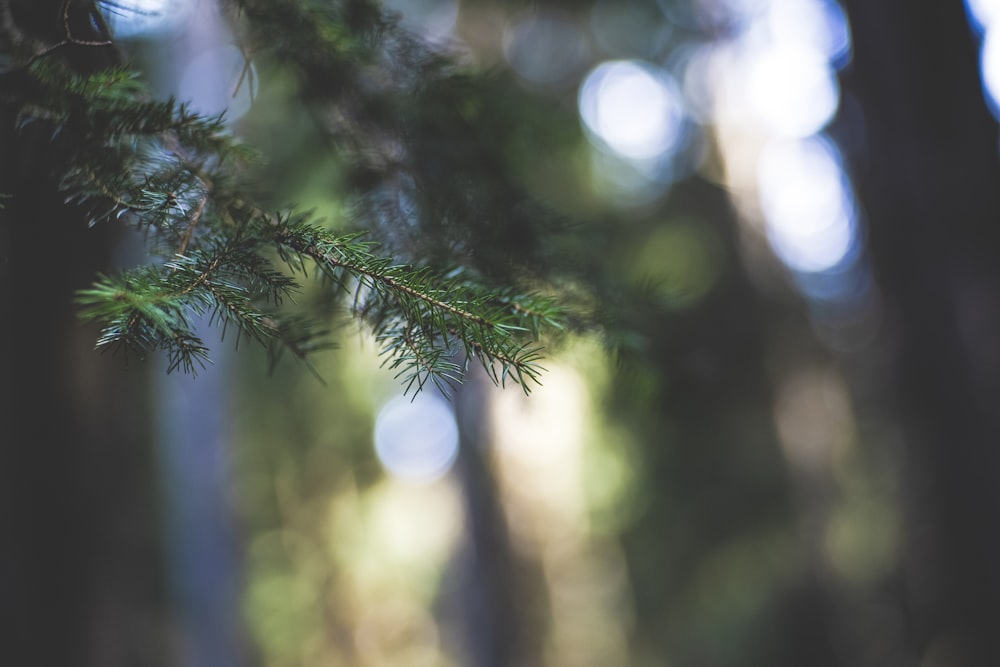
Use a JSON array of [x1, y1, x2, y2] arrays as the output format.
[[757, 136, 858, 273], [766, 0, 852, 69], [980, 24, 1000, 119], [965, 0, 1000, 121], [104, 0, 197, 38], [578, 60, 686, 162], [374, 394, 459, 483], [773, 366, 853, 473], [967, 0, 1000, 33], [747, 44, 840, 137], [488, 356, 637, 666], [503, 8, 590, 90], [678, 42, 721, 123]]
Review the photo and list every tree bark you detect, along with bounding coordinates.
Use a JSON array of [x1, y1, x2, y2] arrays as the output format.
[[840, 1, 1000, 662], [0, 2, 168, 664]]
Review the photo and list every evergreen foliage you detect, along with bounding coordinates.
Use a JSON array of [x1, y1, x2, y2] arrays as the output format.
[[1, 0, 572, 394]]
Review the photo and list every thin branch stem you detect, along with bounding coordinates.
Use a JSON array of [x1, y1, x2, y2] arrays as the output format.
[[62, 0, 112, 46], [177, 192, 209, 256], [402, 326, 436, 379], [278, 231, 495, 330], [22, 0, 113, 67]]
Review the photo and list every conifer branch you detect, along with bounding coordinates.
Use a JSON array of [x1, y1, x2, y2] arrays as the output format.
[[3, 0, 570, 394], [268, 218, 554, 393]]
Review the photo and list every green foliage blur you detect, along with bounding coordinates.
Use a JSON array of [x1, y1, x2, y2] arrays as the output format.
[[3, 0, 940, 664], [208, 1, 905, 665]]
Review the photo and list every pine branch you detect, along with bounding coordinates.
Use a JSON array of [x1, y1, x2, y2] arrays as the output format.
[[4, 1, 569, 394], [268, 217, 556, 394]]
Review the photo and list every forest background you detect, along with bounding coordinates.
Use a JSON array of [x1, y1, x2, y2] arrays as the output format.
[[3, 0, 1000, 666]]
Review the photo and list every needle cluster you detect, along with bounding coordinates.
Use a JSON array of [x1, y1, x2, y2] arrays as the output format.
[[1, 0, 566, 394]]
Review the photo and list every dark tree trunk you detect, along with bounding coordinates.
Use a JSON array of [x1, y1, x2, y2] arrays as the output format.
[[448, 370, 545, 667], [0, 2, 168, 664], [840, 2, 1000, 662]]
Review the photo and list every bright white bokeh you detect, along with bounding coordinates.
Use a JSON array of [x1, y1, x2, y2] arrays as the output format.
[[374, 394, 459, 483], [981, 26, 1000, 119], [766, 0, 852, 69], [758, 136, 858, 273], [747, 43, 840, 137], [967, 0, 1000, 32], [503, 9, 590, 89], [578, 60, 686, 162], [104, 0, 197, 38], [965, 0, 1000, 120], [678, 43, 720, 123]]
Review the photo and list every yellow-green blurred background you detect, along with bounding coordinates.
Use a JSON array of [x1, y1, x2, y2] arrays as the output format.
[[8, 0, 1000, 665]]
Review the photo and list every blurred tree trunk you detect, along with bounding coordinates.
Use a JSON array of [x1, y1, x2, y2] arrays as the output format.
[[451, 376, 521, 667], [840, 2, 1000, 662], [0, 1, 167, 664], [445, 367, 548, 667]]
